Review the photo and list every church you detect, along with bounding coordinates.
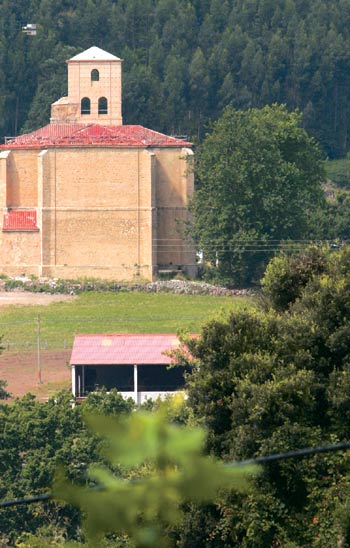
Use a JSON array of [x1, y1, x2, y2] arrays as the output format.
[[0, 47, 195, 281]]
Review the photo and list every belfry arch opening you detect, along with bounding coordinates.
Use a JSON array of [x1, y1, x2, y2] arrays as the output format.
[[98, 97, 108, 114], [91, 69, 99, 82], [81, 97, 91, 115]]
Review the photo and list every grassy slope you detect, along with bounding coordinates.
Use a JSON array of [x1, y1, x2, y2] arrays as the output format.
[[324, 158, 350, 188], [0, 292, 252, 351]]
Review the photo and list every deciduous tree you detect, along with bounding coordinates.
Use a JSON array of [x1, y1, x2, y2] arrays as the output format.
[[180, 245, 350, 546], [190, 104, 325, 285]]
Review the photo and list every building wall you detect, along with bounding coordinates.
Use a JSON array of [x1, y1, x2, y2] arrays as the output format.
[[55, 60, 122, 126], [0, 145, 194, 281], [39, 147, 154, 279], [0, 151, 10, 211], [51, 60, 122, 125], [0, 150, 40, 276], [154, 147, 195, 272], [0, 232, 40, 275], [0, 44, 194, 280], [6, 150, 38, 207]]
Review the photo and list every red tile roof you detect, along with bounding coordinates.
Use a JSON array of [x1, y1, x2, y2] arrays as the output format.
[[3, 210, 39, 231], [70, 334, 185, 366], [2, 124, 192, 149]]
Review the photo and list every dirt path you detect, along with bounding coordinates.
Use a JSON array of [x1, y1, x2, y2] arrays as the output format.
[[0, 291, 74, 306], [0, 291, 74, 400], [0, 350, 72, 400]]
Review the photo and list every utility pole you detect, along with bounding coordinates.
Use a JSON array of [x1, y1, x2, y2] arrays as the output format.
[[37, 315, 42, 384]]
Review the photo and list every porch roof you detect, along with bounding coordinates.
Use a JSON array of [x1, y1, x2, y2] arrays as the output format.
[[70, 334, 184, 366]]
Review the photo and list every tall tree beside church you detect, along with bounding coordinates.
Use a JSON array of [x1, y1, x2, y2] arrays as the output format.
[[190, 104, 325, 285]]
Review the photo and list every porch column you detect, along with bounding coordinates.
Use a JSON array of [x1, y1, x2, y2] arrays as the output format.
[[71, 365, 76, 397], [82, 365, 85, 396], [134, 364, 138, 403]]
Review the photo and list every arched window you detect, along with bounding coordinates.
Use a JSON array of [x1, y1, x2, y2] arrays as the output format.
[[81, 97, 91, 115], [91, 69, 99, 82], [98, 97, 108, 114]]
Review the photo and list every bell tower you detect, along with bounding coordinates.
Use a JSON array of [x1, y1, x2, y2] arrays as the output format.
[[51, 46, 123, 126]]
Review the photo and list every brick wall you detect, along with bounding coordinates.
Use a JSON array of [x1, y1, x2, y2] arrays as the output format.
[[67, 60, 122, 125], [0, 145, 195, 281], [7, 150, 38, 207], [38, 147, 154, 279], [154, 147, 195, 270]]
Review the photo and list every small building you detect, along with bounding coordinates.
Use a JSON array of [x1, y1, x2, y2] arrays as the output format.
[[70, 334, 189, 403]]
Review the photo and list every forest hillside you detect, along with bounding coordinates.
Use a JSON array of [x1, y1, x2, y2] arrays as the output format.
[[2, 0, 350, 157]]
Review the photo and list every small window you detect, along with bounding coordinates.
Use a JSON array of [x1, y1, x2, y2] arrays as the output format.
[[91, 69, 99, 81], [81, 97, 90, 115], [98, 97, 108, 114]]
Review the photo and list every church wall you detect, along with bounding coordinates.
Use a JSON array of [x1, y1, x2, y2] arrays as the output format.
[[44, 147, 141, 208], [6, 150, 38, 208], [0, 144, 194, 281], [0, 151, 10, 209], [153, 147, 195, 272], [39, 147, 154, 280], [0, 232, 40, 276], [0, 150, 40, 277]]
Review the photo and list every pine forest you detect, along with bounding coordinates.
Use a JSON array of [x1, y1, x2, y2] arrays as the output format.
[[1, 0, 350, 157]]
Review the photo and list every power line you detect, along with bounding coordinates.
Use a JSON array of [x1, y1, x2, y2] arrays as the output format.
[[0, 493, 50, 508], [238, 441, 350, 465], [1, 441, 350, 509]]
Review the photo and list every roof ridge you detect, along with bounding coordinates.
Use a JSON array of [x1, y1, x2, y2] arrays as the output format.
[[69, 46, 121, 62], [75, 333, 180, 337]]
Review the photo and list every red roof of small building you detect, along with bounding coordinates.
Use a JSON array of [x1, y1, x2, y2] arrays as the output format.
[[2, 124, 192, 149], [2, 210, 39, 231], [70, 334, 186, 366]]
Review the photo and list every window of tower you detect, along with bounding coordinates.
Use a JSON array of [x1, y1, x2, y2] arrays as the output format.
[[98, 97, 108, 114], [81, 97, 91, 115], [91, 69, 99, 81]]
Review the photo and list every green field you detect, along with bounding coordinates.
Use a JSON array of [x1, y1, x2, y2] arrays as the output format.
[[324, 158, 350, 188], [0, 292, 253, 351]]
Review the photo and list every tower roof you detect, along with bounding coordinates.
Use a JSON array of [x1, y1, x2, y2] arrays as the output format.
[[69, 46, 121, 62]]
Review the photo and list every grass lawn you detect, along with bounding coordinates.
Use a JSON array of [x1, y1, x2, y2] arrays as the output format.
[[324, 158, 350, 188], [0, 292, 253, 351]]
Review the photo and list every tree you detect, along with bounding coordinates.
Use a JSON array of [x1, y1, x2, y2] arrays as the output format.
[[179, 245, 350, 546], [189, 47, 210, 139], [0, 389, 133, 546], [261, 245, 328, 310], [0, 339, 8, 399], [0, 379, 10, 399], [190, 104, 325, 286], [55, 402, 257, 548], [22, 44, 78, 134]]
